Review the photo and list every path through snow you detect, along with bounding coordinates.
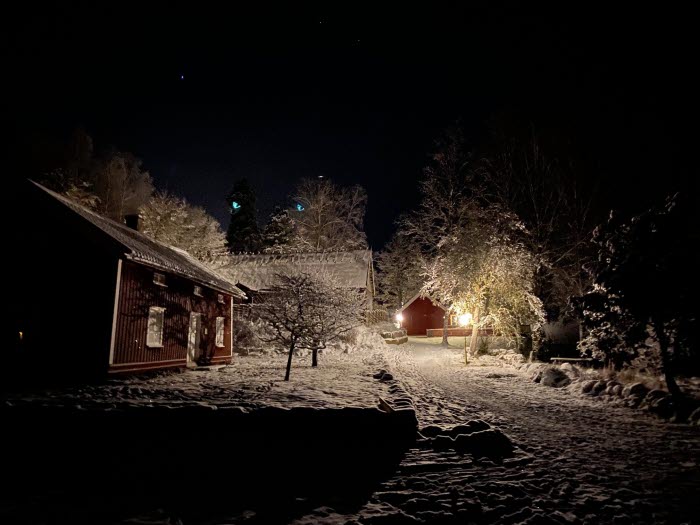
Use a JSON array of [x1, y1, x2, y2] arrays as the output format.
[[294, 340, 700, 525]]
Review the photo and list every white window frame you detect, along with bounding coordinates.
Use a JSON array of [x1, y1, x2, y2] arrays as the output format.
[[153, 272, 167, 287], [194, 285, 203, 297], [147, 306, 166, 348], [215, 316, 225, 348]]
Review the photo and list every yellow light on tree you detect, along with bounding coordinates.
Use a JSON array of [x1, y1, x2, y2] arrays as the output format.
[[395, 312, 403, 326]]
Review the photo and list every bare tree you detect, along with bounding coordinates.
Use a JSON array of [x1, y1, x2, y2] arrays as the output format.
[[290, 177, 368, 251], [476, 128, 596, 320], [256, 271, 363, 380], [93, 151, 153, 221], [376, 230, 423, 312]]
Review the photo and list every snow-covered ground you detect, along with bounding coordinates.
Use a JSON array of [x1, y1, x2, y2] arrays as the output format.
[[3, 348, 393, 411], [289, 338, 700, 525], [4, 337, 699, 524]]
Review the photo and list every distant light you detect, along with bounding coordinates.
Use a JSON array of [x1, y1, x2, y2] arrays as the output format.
[[18, 331, 23, 341], [296, 203, 305, 212], [232, 201, 241, 210], [180, 74, 184, 80], [395, 313, 403, 323], [459, 313, 472, 327]]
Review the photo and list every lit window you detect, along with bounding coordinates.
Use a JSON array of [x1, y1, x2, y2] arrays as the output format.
[[216, 317, 225, 347], [147, 307, 165, 347], [218, 293, 225, 304], [194, 285, 203, 297], [153, 273, 167, 287]]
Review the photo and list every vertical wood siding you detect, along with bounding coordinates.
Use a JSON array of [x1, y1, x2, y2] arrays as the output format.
[[402, 297, 446, 336], [110, 260, 233, 372]]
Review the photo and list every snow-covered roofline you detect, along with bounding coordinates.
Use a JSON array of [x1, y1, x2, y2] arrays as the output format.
[[397, 292, 446, 313], [219, 249, 374, 292], [31, 181, 246, 299]]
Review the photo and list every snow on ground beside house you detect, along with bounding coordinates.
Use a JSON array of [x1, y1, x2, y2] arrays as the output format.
[[3, 346, 394, 411], [288, 338, 700, 525]]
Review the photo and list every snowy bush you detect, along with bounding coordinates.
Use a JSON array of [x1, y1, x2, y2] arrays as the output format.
[[328, 326, 387, 354], [574, 194, 699, 407], [233, 318, 269, 355]]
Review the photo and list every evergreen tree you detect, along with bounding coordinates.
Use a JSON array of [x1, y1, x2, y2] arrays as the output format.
[[226, 179, 261, 252], [261, 206, 295, 252]]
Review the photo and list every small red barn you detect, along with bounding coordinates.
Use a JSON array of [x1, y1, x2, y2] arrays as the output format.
[[397, 294, 447, 336], [7, 181, 246, 377]]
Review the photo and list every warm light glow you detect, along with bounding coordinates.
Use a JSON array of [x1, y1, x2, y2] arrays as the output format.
[[395, 313, 404, 323], [458, 313, 472, 327], [18, 331, 23, 340]]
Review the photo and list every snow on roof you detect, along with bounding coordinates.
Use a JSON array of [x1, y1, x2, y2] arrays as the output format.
[[218, 250, 373, 292], [398, 292, 446, 313], [31, 181, 245, 298]]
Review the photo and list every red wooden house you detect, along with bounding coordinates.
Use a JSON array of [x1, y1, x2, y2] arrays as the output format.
[[397, 293, 447, 336], [397, 293, 494, 337], [7, 181, 245, 377]]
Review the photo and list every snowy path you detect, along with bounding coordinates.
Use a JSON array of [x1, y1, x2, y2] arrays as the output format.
[[296, 341, 700, 525]]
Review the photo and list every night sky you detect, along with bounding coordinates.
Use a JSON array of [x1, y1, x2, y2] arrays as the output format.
[[5, 3, 698, 248]]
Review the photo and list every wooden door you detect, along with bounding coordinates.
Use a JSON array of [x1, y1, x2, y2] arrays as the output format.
[[187, 313, 202, 366]]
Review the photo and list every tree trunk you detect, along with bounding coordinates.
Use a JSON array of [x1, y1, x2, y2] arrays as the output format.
[[468, 306, 481, 358], [441, 311, 449, 347], [312, 348, 318, 367], [655, 319, 684, 409], [284, 341, 295, 381]]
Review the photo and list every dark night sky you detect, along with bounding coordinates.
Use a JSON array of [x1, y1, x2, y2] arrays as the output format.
[[5, 2, 698, 248]]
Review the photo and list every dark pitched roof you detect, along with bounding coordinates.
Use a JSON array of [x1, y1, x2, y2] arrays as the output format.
[[32, 181, 245, 298], [218, 250, 374, 292]]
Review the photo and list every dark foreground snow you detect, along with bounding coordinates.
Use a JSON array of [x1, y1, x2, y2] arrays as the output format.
[[3, 339, 698, 524]]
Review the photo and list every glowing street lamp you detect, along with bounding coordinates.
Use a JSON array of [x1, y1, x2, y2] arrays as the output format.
[[395, 312, 403, 328], [459, 312, 472, 365]]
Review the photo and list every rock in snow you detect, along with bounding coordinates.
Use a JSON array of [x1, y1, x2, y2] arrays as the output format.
[[540, 366, 572, 388], [622, 382, 650, 399]]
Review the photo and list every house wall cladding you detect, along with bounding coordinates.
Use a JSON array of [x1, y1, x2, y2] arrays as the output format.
[[402, 297, 446, 336], [111, 261, 232, 371]]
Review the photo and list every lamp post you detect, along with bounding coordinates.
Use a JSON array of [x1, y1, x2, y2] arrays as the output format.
[[458, 313, 472, 365]]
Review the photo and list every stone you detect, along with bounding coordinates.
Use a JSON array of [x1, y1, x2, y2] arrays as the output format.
[[420, 425, 444, 438], [581, 380, 597, 394], [688, 407, 700, 426], [591, 380, 608, 396], [622, 382, 650, 398], [452, 428, 515, 458], [644, 389, 668, 404], [540, 367, 572, 388], [448, 420, 491, 437], [531, 368, 544, 383]]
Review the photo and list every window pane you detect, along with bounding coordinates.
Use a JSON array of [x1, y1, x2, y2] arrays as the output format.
[[147, 307, 165, 347], [216, 317, 225, 347]]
